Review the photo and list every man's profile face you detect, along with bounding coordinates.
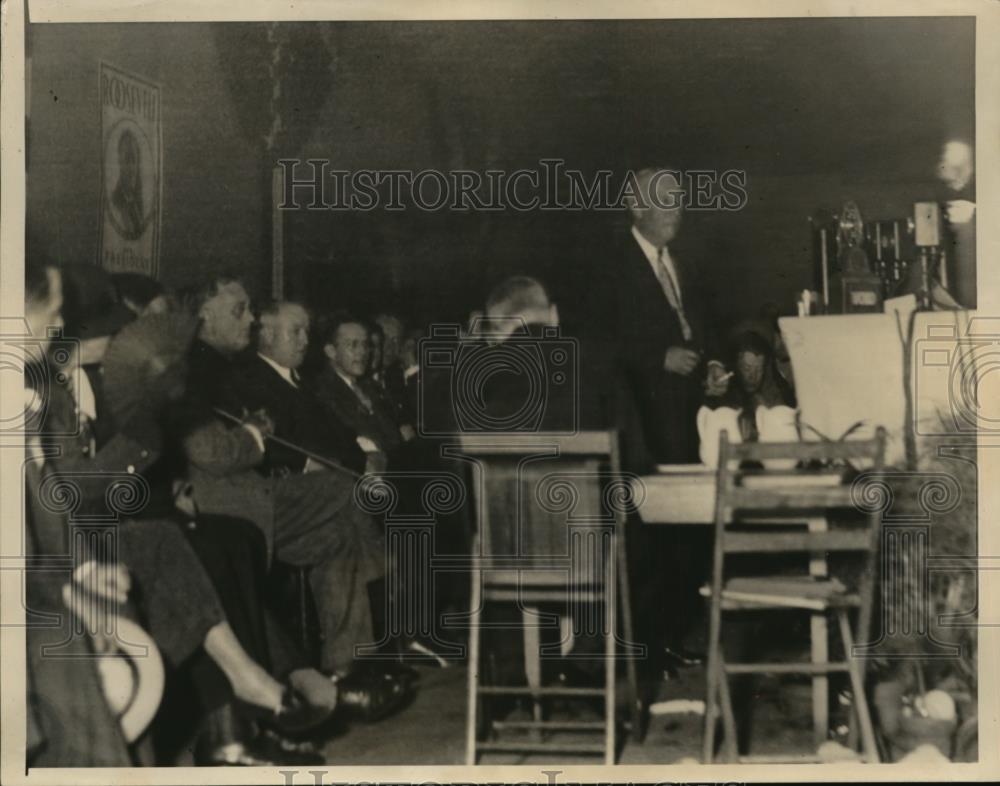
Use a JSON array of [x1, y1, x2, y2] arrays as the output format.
[[201, 281, 253, 354], [327, 322, 370, 380], [631, 171, 684, 247], [737, 349, 766, 394], [262, 304, 309, 370]]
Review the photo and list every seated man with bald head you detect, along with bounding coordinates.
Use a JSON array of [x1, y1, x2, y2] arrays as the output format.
[[236, 301, 366, 477], [479, 275, 605, 432], [474, 275, 611, 693]]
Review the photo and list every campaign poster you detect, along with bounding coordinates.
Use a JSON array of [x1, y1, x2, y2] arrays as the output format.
[[98, 63, 161, 277]]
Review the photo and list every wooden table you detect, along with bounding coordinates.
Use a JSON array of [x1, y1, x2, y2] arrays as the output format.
[[631, 464, 717, 525], [632, 463, 837, 745]]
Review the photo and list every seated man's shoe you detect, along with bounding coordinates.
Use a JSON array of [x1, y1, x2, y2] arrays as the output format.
[[255, 728, 324, 758], [237, 686, 333, 737], [264, 686, 335, 736], [356, 657, 421, 689], [662, 645, 704, 669], [196, 732, 325, 766], [336, 668, 413, 723]]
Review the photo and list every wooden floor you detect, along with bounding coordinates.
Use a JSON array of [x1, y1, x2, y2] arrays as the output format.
[[319, 660, 823, 765]]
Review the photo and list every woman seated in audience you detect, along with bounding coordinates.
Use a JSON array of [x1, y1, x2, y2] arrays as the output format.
[[703, 328, 796, 442]]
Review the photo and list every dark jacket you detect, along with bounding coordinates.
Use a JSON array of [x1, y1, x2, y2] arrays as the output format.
[[39, 363, 165, 537], [604, 231, 719, 465], [313, 367, 403, 458], [231, 353, 366, 476]]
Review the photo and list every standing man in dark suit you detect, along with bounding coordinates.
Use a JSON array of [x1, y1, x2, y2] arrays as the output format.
[[614, 168, 730, 466], [607, 168, 731, 678]]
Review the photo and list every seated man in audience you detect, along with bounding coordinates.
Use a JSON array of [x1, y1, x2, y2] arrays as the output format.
[[365, 320, 386, 390], [374, 311, 407, 412], [46, 265, 334, 765], [178, 277, 411, 707], [476, 276, 609, 691], [310, 312, 407, 470], [399, 326, 423, 428], [233, 301, 367, 477]]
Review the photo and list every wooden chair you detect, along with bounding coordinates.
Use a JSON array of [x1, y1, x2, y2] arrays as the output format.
[[453, 431, 641, 764], [702, 428, 886, 764]]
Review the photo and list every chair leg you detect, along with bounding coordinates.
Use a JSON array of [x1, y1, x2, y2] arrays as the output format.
[[616, 524, 642, 742], [717, 659, 739, 763], [807, 517, 830, 747], [522, 605, 543, 739], [465, 576, 483, 765], [811, 610, 829, 746], [837, 609, 879, 763], [605, 595, 616, 764], [702, 592, 724, 763]]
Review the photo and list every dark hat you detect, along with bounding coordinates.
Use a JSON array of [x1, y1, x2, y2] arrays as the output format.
[[112, 272, 165, 310], [60, 264, 136, 340]]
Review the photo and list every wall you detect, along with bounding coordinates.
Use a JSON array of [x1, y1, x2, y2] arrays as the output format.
[[25, 21, 968, 330], [26, 24, 269, 295]]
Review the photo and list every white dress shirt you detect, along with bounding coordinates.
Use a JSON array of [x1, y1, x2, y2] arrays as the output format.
[[258, 352, 298, 388], [631, 225, 693, 340]]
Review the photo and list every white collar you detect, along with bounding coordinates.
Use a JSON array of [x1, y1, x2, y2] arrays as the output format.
[[403, 364, 420, 382], [258, 352, 298, 387], [335, 369, 358, 388], [72, 365, 98, 421], [631, 224, 679, 280], [631, 225, 662, 265]]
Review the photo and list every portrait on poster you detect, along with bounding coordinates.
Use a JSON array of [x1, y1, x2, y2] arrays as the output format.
[[98, 62, 161, 277]]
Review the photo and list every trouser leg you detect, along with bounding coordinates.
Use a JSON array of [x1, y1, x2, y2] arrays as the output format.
[[271, 472, 386, 674], [117, 518, 225, 667]]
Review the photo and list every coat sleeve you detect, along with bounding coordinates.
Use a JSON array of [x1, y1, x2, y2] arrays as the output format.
[[182, 419, 263, 477]]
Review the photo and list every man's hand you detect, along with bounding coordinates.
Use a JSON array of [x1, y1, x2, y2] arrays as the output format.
[[399, 423, 417, 442], [244, 409, 274, 438], [73, 560, 131, 605], [664, 347, 700, 376], [703, 361, 733, 397], [303, 457, 327, 473]]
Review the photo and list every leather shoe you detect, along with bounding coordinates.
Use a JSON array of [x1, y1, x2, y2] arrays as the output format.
[[368, 659, 420, 686], [662, 645, 705, 669], [238, 686, 333, 737], [336, 668, 413, 723], [197, 730, 325, 766]]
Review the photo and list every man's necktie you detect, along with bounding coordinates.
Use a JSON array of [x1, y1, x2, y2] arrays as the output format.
[[350, 380, 373, 414], [656, 246, 693, 342]]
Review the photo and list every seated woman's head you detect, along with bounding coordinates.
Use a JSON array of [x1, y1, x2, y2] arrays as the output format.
[[732, 331, 773, 395]]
